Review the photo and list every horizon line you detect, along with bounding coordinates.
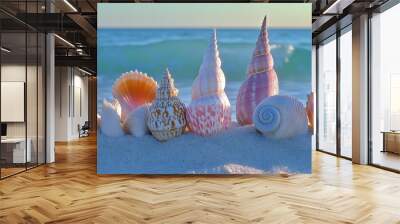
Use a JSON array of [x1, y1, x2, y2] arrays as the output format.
[[98, 26, 311, 30]]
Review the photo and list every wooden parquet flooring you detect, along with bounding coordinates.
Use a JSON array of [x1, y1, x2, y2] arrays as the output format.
[[1, 135, 400, 223]]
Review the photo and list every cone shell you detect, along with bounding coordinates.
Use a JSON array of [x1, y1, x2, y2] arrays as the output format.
[[236, 16, 279, 125], [306, 92, 314, 133], [186, 30, 231, 136], [253, 95, 308, 139], [112, 70, 157, 120], [100, 99, 124, 137], [191, 30, 226, 100], [147, 69, 187, 141]]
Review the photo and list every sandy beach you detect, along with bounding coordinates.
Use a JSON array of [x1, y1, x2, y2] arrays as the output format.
[[98, 125, 311, 174]]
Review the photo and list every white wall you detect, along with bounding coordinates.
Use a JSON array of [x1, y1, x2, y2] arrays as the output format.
[[54, 67, 89, 141], [1, 65, 26, 138], [1, 63, 46, 164], [55, 67, 69, 141]]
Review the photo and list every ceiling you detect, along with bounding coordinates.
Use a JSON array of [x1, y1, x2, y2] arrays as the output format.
[[0, 0, 394, 74]]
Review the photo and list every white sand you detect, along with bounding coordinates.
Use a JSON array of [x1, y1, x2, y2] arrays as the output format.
[[98, 125, 311, 174]]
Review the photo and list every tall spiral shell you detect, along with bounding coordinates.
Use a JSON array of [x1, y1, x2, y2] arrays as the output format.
[[100, 99, 124, 137], [112, 70, 158, 121], [186, 30, 231, 136], [253, 95, 308, 139], [236, 16, 279, 125], [191, 30, 225, 100], [147, 69, 187, 141]]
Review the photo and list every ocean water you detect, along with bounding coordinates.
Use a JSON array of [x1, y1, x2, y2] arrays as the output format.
[[98, 28, 311, 120]]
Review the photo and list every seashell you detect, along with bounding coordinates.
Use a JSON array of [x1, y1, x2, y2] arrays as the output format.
[[306, 92, 314, 132], [253, 95, 308, 139], [186, 94, 231, 136], [186, 30, 231, 136], [97, 113, 101, 129], [100, 99, 124, 137], [191, 30, 225, 101], [147, 69, 187, 141], [111, 99, 122, 119], [112, 70, 157, 121], [123, 104, 150, 137], [236, 16, 279, 125], [222, 164, 264, 174]]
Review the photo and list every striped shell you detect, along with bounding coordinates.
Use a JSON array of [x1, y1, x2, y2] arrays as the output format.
[[186, 30, 231, 136], [100, 99, 124, 137], [112, 70, 157, 121], [236, 16, 279, 125], [253, 95, 308, 139], [147, 69, 186, 141]]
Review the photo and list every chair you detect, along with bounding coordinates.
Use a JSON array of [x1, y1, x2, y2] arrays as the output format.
[[78, 121, 90, 138]]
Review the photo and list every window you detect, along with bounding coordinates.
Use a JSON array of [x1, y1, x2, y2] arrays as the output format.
[[339, 28, 352, 158], [0, 2, 46, 179], [370, 3, 400, 171], [317, 36, 337, 154]]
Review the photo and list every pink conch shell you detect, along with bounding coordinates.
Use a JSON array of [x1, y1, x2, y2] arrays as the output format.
[[147, 69, 187, 141], [186, 94, 231, 136], [236, 16, 279, 125], [112, 70, 157, 121], [306, 92, 314, 133], [186, 30, 231, 136]]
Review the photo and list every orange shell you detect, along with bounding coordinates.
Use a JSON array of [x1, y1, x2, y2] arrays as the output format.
[[112, 70, 158, 120]]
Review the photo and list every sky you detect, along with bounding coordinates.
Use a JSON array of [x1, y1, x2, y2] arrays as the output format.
[[98, 3, 311, 29]]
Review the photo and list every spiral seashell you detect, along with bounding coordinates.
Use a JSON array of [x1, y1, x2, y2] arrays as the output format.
[[191, 29, 225, 100], [112, 70, 157, 121], [186, 30, 231, 136], [253, 95, 308, 139], [147, 68, 187, 141], [236, 16, 279, 125], [100, 99, 124, 137], [306, 92, 314, 132], [123, 104, 150, 137]]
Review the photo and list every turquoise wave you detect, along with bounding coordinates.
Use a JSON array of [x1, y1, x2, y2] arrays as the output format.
[[98, 40, 310, 81], [97, 29, 311, 118]]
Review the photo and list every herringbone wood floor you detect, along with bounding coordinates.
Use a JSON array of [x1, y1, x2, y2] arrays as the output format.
[[1, 135, 400, 224]]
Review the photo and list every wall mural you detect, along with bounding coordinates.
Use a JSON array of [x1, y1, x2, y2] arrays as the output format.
[[97, 3, 312, 174]]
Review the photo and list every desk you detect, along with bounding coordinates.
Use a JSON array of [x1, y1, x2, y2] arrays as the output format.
[[1, 138, 31, 163], [382, 131, 400, 154]]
